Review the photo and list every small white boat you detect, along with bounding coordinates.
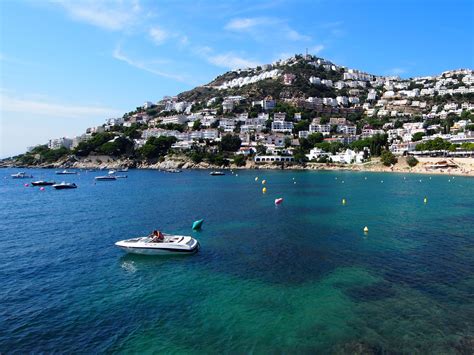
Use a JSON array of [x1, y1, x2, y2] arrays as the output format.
[[11, 172, 33, 179], [53, 182, 77, 189], [115, 234, 199, 255], [56, 170, 77, 175], [118, 167, 129, 172], [95, 175, 116, 181], [108, 170, 116, 175], [210, 171, 225, 176]]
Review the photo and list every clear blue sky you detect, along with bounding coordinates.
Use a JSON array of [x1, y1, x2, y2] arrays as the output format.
[[1, 0, 473, 157]]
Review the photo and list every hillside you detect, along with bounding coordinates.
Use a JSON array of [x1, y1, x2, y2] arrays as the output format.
[[4, 53, 474, 171]]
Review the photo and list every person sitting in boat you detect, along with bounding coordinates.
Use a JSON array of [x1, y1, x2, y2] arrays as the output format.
[[151, 230, 164, 242]]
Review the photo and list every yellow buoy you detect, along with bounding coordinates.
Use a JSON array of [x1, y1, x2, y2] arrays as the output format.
[[424, 197, 427, 204], [255, 177, 258, 181], [262, 187, 267, 193], [262, 180, 266, 185], [342, 198, 346, 205], [363, 226, 369, 233]]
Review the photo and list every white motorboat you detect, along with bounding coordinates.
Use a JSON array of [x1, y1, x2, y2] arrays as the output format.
[[115, 234, 199, 255], [118, 167, 129, 172], [56, 170, 77, 175], [11, 172, 33, 179], [210, 171, 225, 176]]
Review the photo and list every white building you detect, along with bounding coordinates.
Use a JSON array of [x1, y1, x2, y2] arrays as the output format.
[[48, 137, 73, 150], [161, 115, 188, 125], [273, 112, 286, 121], [271, 121, 294, 133], [309, 123, 331, 136], [309, 76, 321, 85], [330, 149, 365, 164], [219, 118, 236, 132], [222, 100, 234, 112], [143, 101, 155, 109], [336, 96, 349, 106], [337, 125, 357, 135], [306, 147, 330, 161], [254, 155, 294, 163]]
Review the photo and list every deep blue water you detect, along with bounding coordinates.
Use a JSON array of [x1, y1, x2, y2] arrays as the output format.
[[1, 168, 473, 353]]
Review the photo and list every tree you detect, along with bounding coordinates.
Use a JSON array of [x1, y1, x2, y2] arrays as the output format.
[[98, 137, 134, 156], [406, 156, 418, 167], [256, 144, 267, 155], [307, 133, 324, 146], [292, 147, 308, 163], [394, 120, 403, 129], [193, 120, 202, 131], [124, 125, 142, 139], [139, 136, 177, 159], [73, 132, 115, 156], [298, 138, 312, 152], [415, 137, 452, 151], [233, 154, 246, 166], [380, 150, 397, 166], [219, 134, 241, 152], [293, 119, 310, 133], [412, 132, 425, 142]]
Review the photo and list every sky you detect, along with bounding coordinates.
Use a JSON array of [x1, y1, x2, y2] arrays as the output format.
[[1, 0, 473, 158]]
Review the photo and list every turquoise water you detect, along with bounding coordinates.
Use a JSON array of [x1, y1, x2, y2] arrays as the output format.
[[1, 168, 473, 353]]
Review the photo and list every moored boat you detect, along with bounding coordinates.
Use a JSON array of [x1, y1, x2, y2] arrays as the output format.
[[95, 175, 117, 181], [118, 167, 129, 172], [115, 233, 199, 255], [210, 171, 225, 176], [52, 182, 77, 189], [56, 170, 77, 175], [11, 172, 33, 179], [31, 180, 56, 186]]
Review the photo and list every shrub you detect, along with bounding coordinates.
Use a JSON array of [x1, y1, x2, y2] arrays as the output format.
[[233, 154, 246, 166], [406, 156, 418, 167], [380, 150, 398, 166]]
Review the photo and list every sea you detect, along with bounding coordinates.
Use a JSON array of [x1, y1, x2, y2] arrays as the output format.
[[1, 168, 473, 353]]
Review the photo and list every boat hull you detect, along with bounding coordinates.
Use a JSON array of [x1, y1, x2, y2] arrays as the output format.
[[95, 177, 116, 181], [32, 181, 55, 186], [53, 184, 77, 189], [116, 243, 199, 255]]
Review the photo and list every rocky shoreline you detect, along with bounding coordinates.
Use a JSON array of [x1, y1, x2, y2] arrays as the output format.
[[1, 155, 473, 177]]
